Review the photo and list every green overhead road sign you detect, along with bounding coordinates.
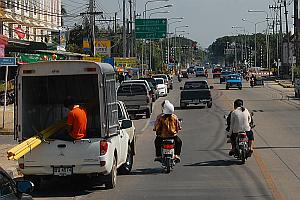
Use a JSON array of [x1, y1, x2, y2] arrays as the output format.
[[135, 19, 167, 39]]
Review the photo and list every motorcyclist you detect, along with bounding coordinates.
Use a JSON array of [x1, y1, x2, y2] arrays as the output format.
[[226, 99, 254, 156], [153, 100, 182, 162], [204, 69, 208, 78], [250, 74, 256, 86]]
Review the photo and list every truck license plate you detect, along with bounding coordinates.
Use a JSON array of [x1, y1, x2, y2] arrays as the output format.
[[53, 167, 73, 176]]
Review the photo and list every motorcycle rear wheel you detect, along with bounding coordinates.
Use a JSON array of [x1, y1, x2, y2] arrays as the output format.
[[165, 158, 171, 173], [241, 148, 246, 164]]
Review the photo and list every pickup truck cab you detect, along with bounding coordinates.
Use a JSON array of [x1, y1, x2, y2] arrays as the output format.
[[180, 80, 213, 108], [225, 74, 242, 90], [15, 61, 135, 190]]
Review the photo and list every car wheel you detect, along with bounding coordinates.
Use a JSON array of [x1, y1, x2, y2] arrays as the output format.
[[105, 156, 117, 189], [146, 109, 151, 118], [239, 87, 242, 90], [118, 146, 134, 175], [207, 102, 212, 108], [180, 102, 186, 109], [226, 86, 229, 90]]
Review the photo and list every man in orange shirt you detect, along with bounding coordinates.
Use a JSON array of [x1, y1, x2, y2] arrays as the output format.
[[63, 97, 87, 140]]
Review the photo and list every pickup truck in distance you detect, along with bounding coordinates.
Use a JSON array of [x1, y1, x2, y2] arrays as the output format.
[[180, 80, 213, 109]]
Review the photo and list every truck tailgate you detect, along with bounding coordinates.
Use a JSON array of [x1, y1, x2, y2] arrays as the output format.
[[181, 90, 211, 100], [118, 95, 147, 106], [24, 139, 101, 166]]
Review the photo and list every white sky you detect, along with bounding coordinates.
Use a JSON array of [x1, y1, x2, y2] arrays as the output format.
[[62, 0, 294, 48]]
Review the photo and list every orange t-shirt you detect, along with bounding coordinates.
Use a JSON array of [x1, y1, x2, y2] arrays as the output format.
[[67, 106, 87, 139]]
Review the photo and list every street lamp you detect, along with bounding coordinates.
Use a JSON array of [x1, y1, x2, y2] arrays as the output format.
[[175, 25, 189, 69], [149, 11, 170, 18], [143, 4, 172, 19], [167, 20, 183, 65], [232, 26, 246, 68], [144, 0, 169, 19], [248, 10, 271, 75], [242, 18, 267, 68]]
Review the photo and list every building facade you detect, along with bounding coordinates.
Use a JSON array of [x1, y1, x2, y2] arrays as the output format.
[[0, 0, 61, 43]]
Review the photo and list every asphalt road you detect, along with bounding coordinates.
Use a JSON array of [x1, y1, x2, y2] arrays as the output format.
[[31, 74, 300, 200]]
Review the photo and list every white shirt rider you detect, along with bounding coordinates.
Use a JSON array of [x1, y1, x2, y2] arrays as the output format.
[[229, 107, 251, 134]]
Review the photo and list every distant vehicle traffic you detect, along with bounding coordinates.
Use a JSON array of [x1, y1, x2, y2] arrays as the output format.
[[212, 67, 222, 78], [180, 80, 213, 108], [187, 66, 195, 74], [226, 74, 242, 90], [152, 74, 172, 92], [154, 78, 168, 97], [118, 82, 153, 118], [123, 80, 157, 102], [219, 71, 233, 84], [139, 77, 159, 100], [195, 67, 205, 77], [181, 70, 189, 78]]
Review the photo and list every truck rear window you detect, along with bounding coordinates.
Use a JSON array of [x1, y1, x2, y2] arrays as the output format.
[[118, 84, 147, 95], [184, 82, 208, 89]]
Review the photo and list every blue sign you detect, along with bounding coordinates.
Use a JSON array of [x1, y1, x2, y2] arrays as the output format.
[[0, 57, 16, 66]]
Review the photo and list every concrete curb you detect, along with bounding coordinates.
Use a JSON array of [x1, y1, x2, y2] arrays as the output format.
[[278, 82, 294, 88], [0, 129, 13, 135]]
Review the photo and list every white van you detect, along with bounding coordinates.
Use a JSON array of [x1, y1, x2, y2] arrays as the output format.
[[15, 61, 135, 189]]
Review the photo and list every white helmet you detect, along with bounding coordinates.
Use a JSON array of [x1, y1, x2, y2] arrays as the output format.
[[163, 100, 174, 114]]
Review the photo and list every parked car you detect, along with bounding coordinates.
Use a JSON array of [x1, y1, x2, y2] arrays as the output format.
[[123, 80, 157, 102], [152, 74, 171, 92], [226, 74, 242, 90], [16, 61, 135, 190], [180, 80, 213, 108], [0, 167, 34, 200], [154, 78, 168, 97], [195, 67, 205, 77], [117, 83, 153, 118], [139, 77, 159, 100]]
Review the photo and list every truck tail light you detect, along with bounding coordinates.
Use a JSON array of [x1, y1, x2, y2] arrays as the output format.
[[100, 140, 108, 156], [19, 163, 24, 169]]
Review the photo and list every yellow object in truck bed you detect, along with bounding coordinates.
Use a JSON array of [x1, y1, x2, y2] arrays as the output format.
[[7, 120, 66, 161]]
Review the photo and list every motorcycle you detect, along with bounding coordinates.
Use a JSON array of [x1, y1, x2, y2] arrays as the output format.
[[160, 139, 176, 173], [250, 78, 255, 88], [224, 113, 255, 164]]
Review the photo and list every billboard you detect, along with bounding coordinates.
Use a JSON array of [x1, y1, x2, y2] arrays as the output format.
[[83, 38, 111, 56]]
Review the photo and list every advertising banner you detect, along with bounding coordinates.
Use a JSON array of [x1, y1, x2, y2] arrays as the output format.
[[83, 38, 111, 56]]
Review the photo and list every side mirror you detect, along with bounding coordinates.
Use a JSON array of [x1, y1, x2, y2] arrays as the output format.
[[16, 180, 34, 194], [250, 112, 254, 117], [121, 119, 133, 129], [210, 86, 214, 89], [180, 87, 183, 90]]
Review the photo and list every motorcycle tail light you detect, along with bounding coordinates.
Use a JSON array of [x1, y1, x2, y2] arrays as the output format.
[[163, 144, 174, 149], [239, 133, 247, 138]]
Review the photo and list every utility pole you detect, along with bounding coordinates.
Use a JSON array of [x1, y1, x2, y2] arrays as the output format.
[[123, 0, 127, 57], [129, 0, 133, 57], [284, 0, 290, 72], [294, 0, 299, 83], [114, 12, 117, 33], [89, 0, 95, 56], [80, 0, 102, 56]]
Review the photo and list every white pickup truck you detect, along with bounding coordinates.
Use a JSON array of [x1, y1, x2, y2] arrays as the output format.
[[15, 61, 136, 189]]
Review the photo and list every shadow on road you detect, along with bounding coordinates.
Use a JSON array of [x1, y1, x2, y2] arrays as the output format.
[[183, 159, 242, 167], [32, 176, 107, 198], [129, 168, 163, 175], [174, 106, 206, 111], [255, 146, 300, 150], [196, 148, 230, 152]]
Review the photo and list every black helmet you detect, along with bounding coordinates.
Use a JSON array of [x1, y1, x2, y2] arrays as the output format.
[[234, 99, 243, 108]]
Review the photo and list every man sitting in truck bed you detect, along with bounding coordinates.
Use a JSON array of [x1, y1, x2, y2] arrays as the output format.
[[64, 97, 87, 140]]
